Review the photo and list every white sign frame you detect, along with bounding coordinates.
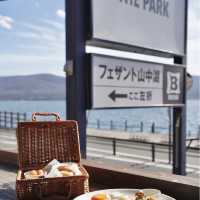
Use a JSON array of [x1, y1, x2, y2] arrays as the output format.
[[87, 54, 185, 109], [89, 0, 187, 56]]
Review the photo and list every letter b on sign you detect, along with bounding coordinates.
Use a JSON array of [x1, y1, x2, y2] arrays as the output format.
[[167, 72, 181, 94]]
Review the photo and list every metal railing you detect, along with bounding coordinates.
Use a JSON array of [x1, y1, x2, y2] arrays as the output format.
[[87, 119, 164, 133], [0, 111, 27, 128], [87, 119, 200, 164], [87, 119, 200, 136], [88, 135, 200, 164]]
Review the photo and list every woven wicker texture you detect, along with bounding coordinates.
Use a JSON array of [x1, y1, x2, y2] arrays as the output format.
[[16, 113, 89, 200], [16, 167, 89, 200], [17, 120, 81, 170]]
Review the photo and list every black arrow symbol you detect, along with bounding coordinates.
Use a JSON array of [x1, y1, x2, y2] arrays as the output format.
[[108, 90, 128, 102]]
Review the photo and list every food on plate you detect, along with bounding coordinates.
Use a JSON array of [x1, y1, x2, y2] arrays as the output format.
[[110, 192, 130, 200], [91, 192, 131, 200], [90, 191, 157, 200], [91, 193, 109, 200], [135, 191, 145, 200]]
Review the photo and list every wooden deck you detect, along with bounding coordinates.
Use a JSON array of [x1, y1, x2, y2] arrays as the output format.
[[0, 163, 103, 200], [0, 129, 199, 200], [0, 164, 16, 200], [0, 128, 199, 177], [0, 154, 199, 200]]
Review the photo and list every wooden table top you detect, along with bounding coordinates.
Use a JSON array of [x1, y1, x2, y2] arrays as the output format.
[[0, 182, 16, 200], [0, 182, 106, 200], [0, 159, 199, 200]]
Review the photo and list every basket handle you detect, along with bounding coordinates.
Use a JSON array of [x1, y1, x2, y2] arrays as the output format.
[[33, 183, 72, 200], [32, 112, 61, 121]]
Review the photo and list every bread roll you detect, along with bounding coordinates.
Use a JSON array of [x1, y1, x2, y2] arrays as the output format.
[[57, 163, 82, 175], [58, 165, 67, 171], [24, 169, 45, 179], [58, 165, 73, 172], [37, 170, 44, 176], [60, 170, 74, 177], [30, 170, 38, 176]]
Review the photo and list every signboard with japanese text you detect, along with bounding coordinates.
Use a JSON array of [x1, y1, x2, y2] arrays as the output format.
[[90, 0, 186, 56], [88, 54, 184, 108]]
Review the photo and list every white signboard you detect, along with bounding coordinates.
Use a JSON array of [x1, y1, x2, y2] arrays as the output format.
[[91, 0, 186, 55], [90, 54, 184, 108]]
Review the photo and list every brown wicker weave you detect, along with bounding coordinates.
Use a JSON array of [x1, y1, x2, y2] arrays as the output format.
[[16, 112, 89, 200]]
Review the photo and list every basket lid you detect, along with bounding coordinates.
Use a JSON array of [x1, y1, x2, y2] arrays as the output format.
[[17, 113, 81, 170]]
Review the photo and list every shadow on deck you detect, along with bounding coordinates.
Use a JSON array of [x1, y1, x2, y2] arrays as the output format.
[[0, 150, 199, 200]]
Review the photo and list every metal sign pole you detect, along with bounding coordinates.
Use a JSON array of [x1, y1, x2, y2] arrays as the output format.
[[65, 0, 87, 158], [173, 106, 187, 175], [172, 56, 187, 175], [172, 0, 188, 175]]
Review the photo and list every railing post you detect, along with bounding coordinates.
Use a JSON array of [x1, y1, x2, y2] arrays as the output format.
[[4, 111, 7, 128], [10, 112, 13, 128], [24, 113, 27, 121], [0, 112, 1, 128], [151, 122, 155, 133], [110, 120, 114, 130], [17, 112, 20, 124], [97, 119, 100, 129], [198, 125, 200, 139], [152, 143, 155, 162], [168, 124, 172, 164], [86, 118, 88, 126], [113, 138, 116, 156], [124, 120, 128, 132], [188, 131, 191, 137], [140, 122, 144, 132]]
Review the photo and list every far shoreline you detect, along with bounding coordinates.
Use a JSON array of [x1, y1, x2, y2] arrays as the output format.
[[0, 99, 198, 101]]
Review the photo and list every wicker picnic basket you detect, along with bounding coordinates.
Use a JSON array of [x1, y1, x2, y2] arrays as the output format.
[[16, 112, 89, 200]]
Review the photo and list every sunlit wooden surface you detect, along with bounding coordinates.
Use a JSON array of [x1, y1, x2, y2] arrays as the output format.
[[0, 152, 199, 200]]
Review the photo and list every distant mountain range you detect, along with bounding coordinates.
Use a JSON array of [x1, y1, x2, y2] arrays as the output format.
[[187, 76, 200, 100], [0, 74, 65, 100], [0, 73, 199, 100]]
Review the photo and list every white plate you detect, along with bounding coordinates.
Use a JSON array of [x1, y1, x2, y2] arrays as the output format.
[[74, 189, 175, 200]]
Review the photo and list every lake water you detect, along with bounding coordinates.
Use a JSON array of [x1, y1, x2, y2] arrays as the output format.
[[0, 100, 199, 136]]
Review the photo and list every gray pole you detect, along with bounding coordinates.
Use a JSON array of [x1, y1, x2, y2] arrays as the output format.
[[173, 105, 187, 175], [168, 108, 172, 164], [172, 0, 188, 175], [65, 0, 87, 158]]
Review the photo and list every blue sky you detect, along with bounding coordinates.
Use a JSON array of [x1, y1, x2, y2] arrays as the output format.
[[0, 0, 65, 76], [0, 0, 200, 76]]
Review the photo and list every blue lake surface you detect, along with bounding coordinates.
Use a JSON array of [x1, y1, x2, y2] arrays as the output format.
[[0, 100, 199, 136]]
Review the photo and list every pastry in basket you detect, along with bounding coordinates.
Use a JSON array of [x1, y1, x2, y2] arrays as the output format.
[[45, 159, 82, 178], [16, 117, 89, 200], [58, 165, 74, 177], [24, 169, 45, 179], [24, 160, 82, 179], [58, 163, 82, 176]]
